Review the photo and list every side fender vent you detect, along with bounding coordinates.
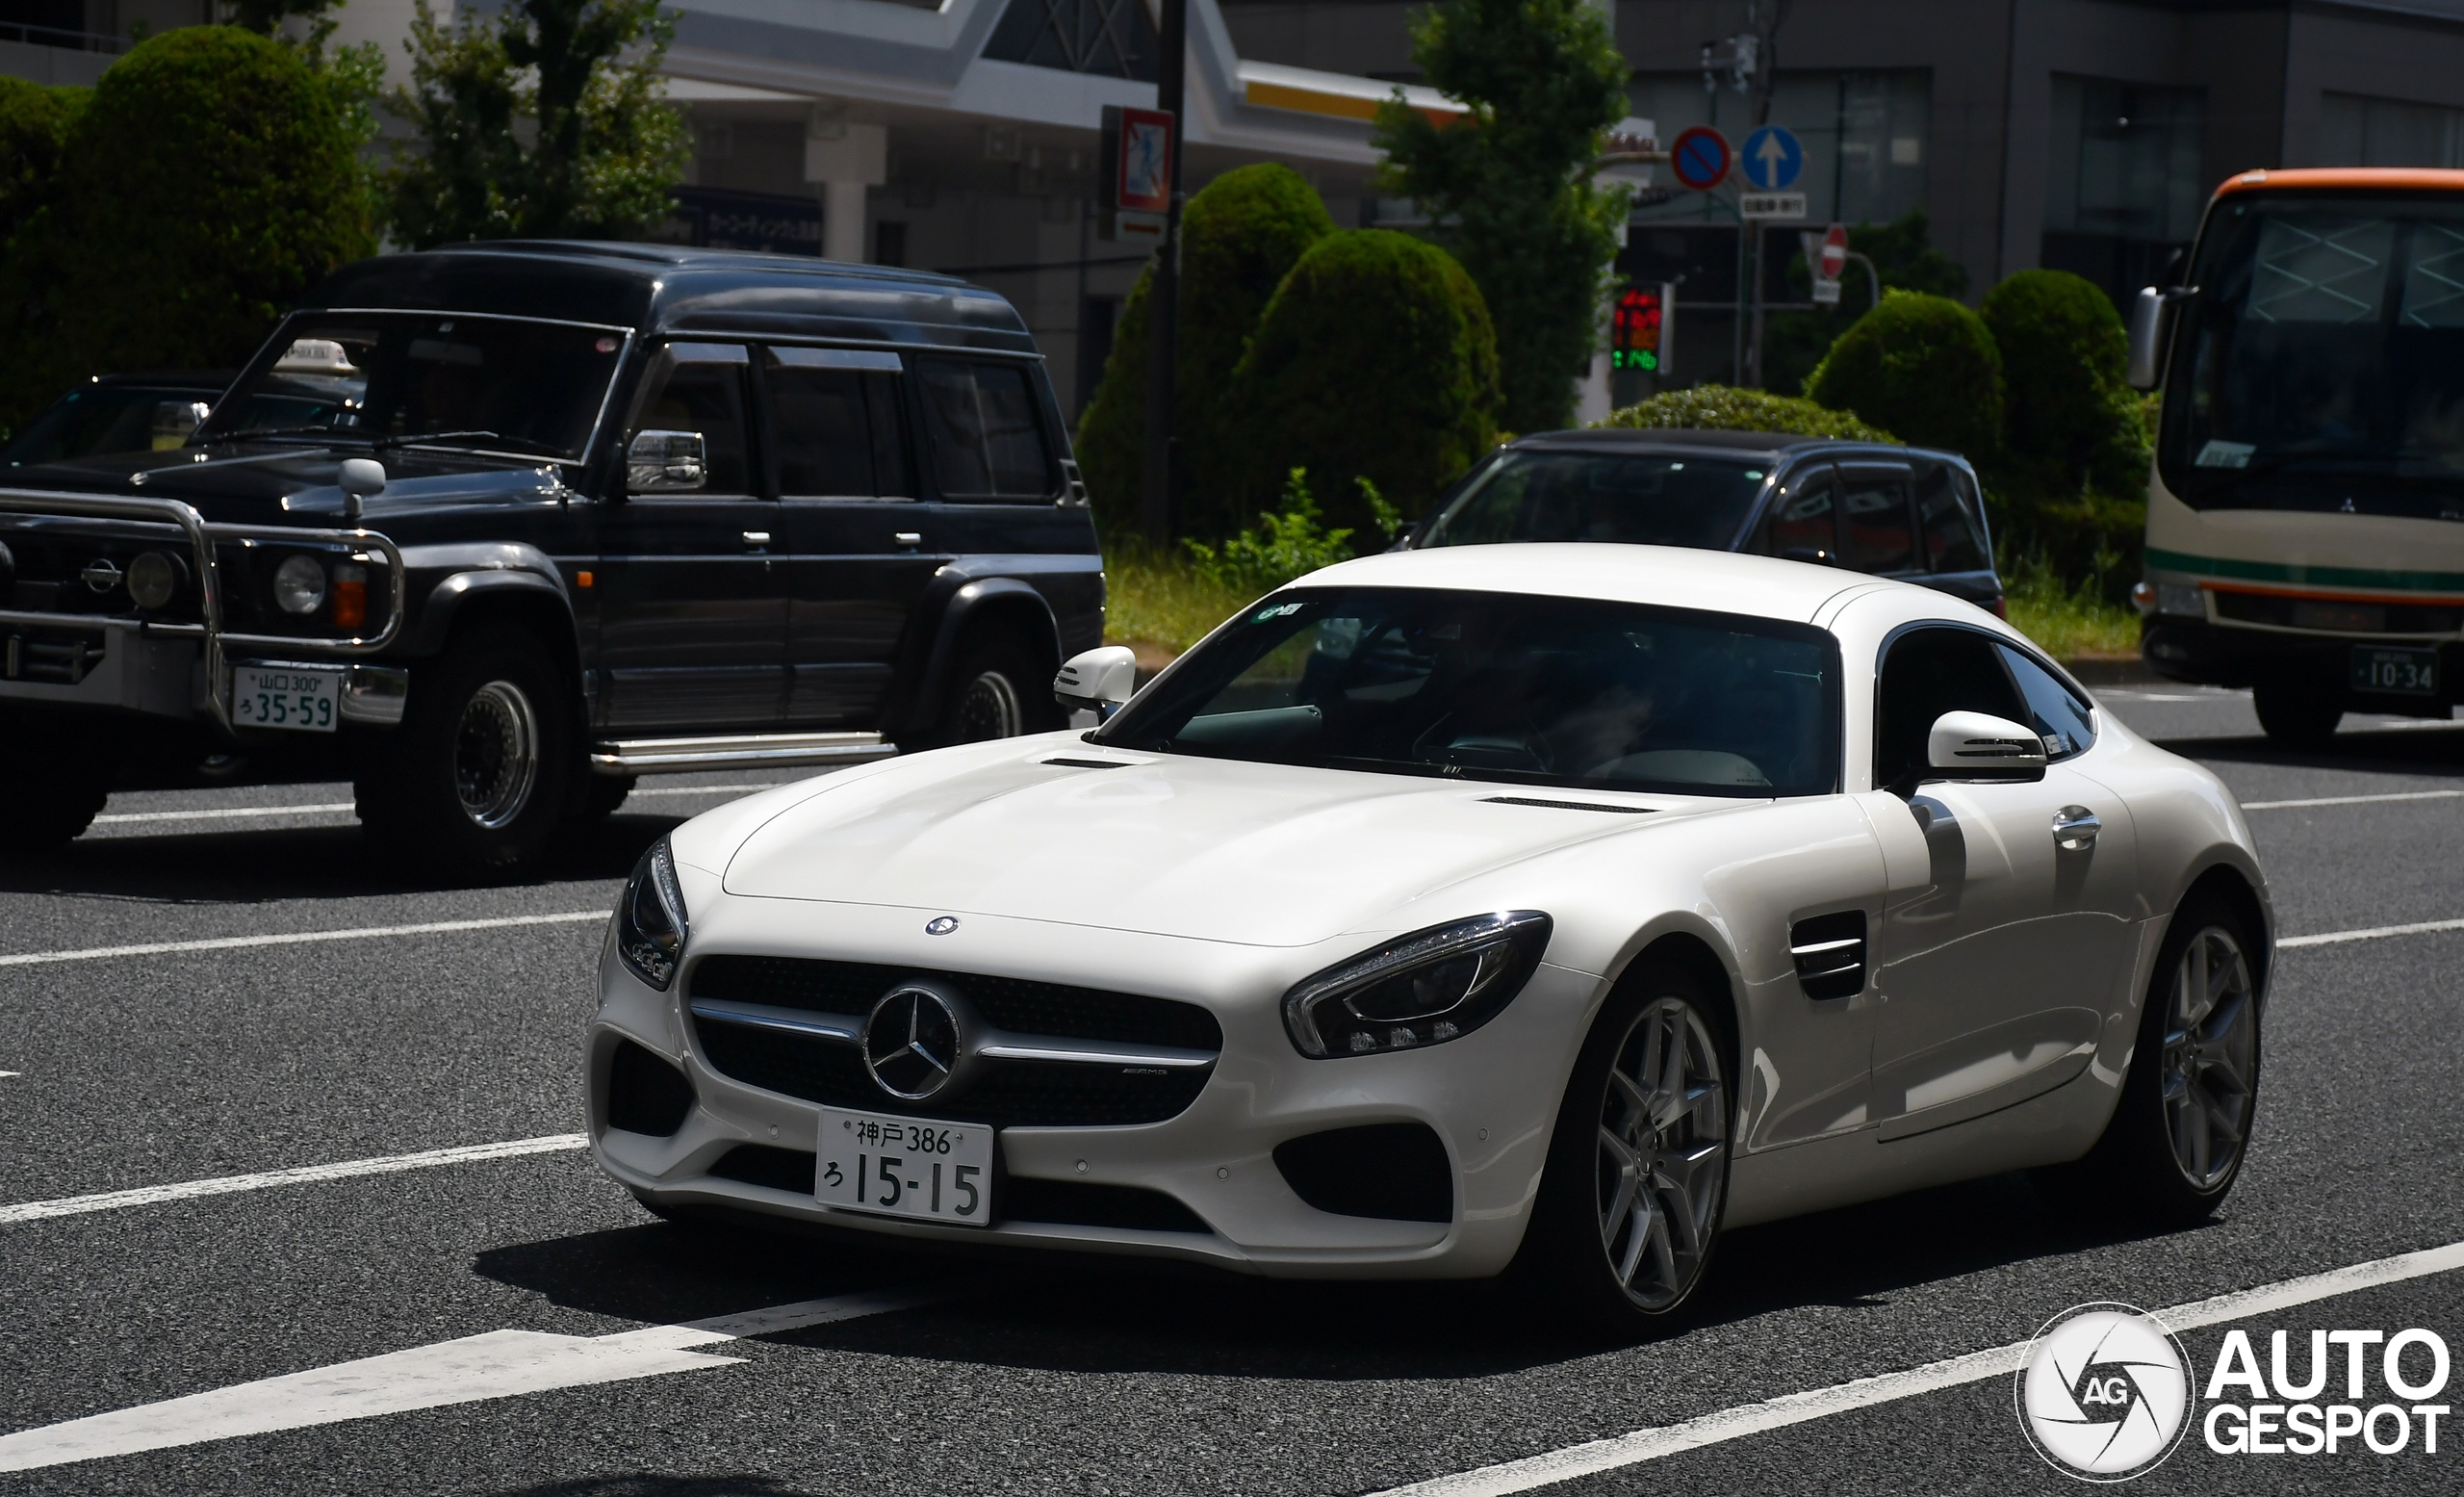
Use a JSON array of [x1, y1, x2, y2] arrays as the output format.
[[1789, 911, 1868, 1001]]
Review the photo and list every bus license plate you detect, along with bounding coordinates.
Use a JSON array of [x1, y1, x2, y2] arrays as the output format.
[[231, 666, 340, 732], [2351, 646, 2439, 696], [816, 1107, 992, 1226]]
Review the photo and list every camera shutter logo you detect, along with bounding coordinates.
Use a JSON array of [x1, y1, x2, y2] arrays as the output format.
[[2016, 1303, 2194, 1481]]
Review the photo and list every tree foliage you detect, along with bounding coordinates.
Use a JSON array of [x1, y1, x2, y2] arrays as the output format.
[[1763, 208, 1968, 398], [1227, 229, 1501, 537], [1806, 290, 2004, 456], [1596, 384, 1898, 443], [1075, 164, 1334, 536], [1979, 269, 2151, 589], [385, 0, 688, 246], [1373, 0, 1629, 435]]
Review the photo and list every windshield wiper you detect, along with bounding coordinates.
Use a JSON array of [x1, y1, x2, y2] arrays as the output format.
[[377, 429, 567, 457], [198, 426, 369, 446]]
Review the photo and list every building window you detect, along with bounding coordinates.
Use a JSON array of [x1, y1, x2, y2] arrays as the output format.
[[983, 0, 1158, 82], [2041, 75, 2205, 309], [2321, 92, 2464, 167], [1626, 71, 1931, 228]]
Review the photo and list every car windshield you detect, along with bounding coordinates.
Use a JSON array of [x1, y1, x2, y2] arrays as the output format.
[[199, 313, 629, 460], [2161, 192, 2464, 517], [1418, 451, 1770, 550], [1095, 586, 1839, 796]]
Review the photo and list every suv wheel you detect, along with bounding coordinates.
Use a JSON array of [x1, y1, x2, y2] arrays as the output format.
[[0, 717, 119, 854], [2253, 679, 2342, 750], [357, 632, 575, 873], [902, 633, 1059, 750]]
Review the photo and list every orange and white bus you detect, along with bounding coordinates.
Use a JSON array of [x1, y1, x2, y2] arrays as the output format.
[[2131, 168, 2464, 747]]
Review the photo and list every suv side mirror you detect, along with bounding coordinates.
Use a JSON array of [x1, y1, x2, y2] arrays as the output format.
[[1055, 645, 1137, 722], [628, 429, 706, 492], [2127, 286, 2175, 390], [1927, 710, 2048, 783]]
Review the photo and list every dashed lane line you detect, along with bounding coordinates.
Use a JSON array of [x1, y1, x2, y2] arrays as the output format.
[[1360, 1237, 2464, 1497], [0, 1135, 589, 1226], [0, 910, 605, 968], [2278, 916, 2464, 948], [2242, 787, 2464, 811], [0, 1284, 959, 1472], [90, 782, 784, 827]]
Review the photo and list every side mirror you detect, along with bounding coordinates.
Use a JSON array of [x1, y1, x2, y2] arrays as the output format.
[[1926, 710, 2049, 784], [2126, 286, 2173, 391], [1055, 645, 1137, 722], [336, 456, 386, 523], [627, 429, 706, 493]]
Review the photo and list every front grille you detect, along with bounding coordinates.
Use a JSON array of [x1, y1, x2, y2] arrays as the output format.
[[693, 1019, 1209, 1126], [688, 955, 1222, 1050]]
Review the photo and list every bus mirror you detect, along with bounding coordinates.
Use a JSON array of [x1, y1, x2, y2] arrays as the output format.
[[2127, 287, 2170, 391]]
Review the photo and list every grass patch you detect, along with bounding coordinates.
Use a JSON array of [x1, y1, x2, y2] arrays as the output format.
[[2002, 556, 2140, 659], [1103, 543, 1256, 659]]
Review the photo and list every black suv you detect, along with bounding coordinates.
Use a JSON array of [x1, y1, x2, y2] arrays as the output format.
[[1406, 427, 2004, 613], [0, 243, 1100, 870]]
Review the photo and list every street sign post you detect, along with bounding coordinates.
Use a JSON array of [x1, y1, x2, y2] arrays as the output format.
[[1738, 192, 1806, 219], [1739, 124, 1803, 193], [1670, 126, 1731, 191], [1812, 221, 1848, 303], [1098, 104, 1173, 244]]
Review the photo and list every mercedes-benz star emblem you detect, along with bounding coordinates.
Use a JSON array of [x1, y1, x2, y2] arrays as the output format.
[[80, 558, 122, 594], [862, 984, 962, 1100], [924, 916, 959, 936]]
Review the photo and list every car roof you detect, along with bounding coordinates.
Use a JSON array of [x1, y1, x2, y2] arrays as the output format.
[[1292, 542, 1940, 625], [1506, 427, 1969, 467]]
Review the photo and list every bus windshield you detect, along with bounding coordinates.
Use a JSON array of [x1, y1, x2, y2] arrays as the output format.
[[2162, 192, 2464, 519]]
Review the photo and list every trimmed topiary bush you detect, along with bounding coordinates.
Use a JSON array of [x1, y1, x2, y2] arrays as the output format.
[[1226, 228, 1501, 537], [1983, 269, 2148, 500], [1074, 163, 1336, 537], [0, 77, 82, 248], [1806, 289, 2004, 457], [1596, 385, 1900, 443]]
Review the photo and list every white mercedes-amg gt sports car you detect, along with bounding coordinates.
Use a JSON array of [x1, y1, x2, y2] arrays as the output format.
[[586, 544, 2270, 1329]]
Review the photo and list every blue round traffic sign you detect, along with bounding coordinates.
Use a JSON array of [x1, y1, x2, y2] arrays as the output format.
[[1740, 125, 1804, 192], [1670, 126, 1730, 192]]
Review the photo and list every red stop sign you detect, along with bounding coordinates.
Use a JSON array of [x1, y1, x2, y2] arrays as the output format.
[[1818, 222, 1848, 281]]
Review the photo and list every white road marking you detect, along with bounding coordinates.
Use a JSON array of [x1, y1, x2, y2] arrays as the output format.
[[2279, 916, 2464, 948], [89, 781, 782, 827], [2243, 787, 2464, 811], [0, 910, 604, 968], [0, 1285, 955, 1472], [1364, 1238, 2464, 1497], [0, 1135, 588, 1226], [0, 1070, 16, 1078], [629, 781, 784, 797]]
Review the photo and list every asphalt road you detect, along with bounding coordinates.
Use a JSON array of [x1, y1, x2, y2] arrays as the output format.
[[3, 693, 2462, 1495]]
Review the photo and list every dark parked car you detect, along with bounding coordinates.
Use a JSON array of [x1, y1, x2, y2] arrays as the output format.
[[1, 373, 230, 468], [0, 242, 1100, 870], [1404, 427, 2004, 613]]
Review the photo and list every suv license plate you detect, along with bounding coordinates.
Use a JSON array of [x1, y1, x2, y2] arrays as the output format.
[[2350, 646, 2440, 697], [231, 666, 340, 732], [817, 1107, 993, 1227]]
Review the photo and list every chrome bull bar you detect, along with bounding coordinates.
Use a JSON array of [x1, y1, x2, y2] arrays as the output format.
[[0, 487, 407, 733]]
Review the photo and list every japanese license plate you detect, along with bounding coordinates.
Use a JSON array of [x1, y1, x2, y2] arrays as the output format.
[[231, 665, 340, 732], [816, 1107, 992, 1226], [2350, 646, 2440, 697]]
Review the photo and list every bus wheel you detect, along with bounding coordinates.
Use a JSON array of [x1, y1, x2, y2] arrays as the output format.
[[2252, 680, 2343, 751]]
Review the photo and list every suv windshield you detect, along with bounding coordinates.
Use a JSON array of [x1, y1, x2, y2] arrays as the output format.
[[1418, 451, 1771, 550], [1096, 587, 1838, 796], [200, 313, 628, 460], [2162, 192, 2464, 516]]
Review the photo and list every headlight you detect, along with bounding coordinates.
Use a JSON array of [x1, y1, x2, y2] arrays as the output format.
[[1282, 911, 1552, 1058], [273, 554, 326, 614], [616, 837, 689, 989], [127, 550, 187, 610]]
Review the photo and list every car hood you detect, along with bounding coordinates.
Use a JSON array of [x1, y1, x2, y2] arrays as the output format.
[[0, 444, 560, 524], [719, 738, 1727, 947]]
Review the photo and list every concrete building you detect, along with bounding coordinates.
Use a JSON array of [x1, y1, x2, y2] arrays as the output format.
[[10, 0, 2464, 400]]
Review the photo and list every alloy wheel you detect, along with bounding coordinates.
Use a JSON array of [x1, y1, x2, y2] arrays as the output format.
[[1594, 995, 1729, 1310], [2160, 924, 2258, 1190], [952, 669, 1023, 742], [453, 679, 539, 830]]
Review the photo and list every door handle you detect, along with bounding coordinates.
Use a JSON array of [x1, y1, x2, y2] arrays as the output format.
[[741, 530, 771, 548], [893, 531, 922, 547], [2052, 805, 2100, 850]]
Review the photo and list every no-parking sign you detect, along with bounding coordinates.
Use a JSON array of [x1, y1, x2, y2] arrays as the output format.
[[1669, 126, 1730, 191]]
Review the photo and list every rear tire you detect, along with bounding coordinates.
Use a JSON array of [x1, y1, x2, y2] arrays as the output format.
[[0, 716, 118, 853], [568, 772, 634, 825], [2253, 679, 2342, 750], [899, 632, 1061, 750], [355, 631, 576, 874]]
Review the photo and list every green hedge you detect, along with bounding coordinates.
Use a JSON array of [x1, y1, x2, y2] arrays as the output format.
[[1596, 385, 1899, 442], [1806, 289, 2004, 457], [1979, 269, 2150, 586], [1227, 228, 1500, 537], [1074, 163, 1335, 537]]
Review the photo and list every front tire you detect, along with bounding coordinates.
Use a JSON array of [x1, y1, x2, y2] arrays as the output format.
[[1516, 963, 1733, 1334], [355, 631, 576, 874], [899, 632, 1060, 750], [2253, 679, 2342, 750], [0, 715, 118, 853]]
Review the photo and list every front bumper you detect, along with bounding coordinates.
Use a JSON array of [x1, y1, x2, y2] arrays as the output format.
[[2143, 616, 2459, 710], [582, 906, 1604, 1279]]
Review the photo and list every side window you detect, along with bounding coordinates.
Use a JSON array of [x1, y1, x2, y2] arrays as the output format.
[[629, 344, 752, 494], [1996, 643, 2097, 759], [769, 358, 874, 497], [1839, 469, 1916, 573], [914, 357, 1055, 501], [1762, 474, 1836, 560], [1874, 627, 2027, 788], [1916, 466, 1989, 572]]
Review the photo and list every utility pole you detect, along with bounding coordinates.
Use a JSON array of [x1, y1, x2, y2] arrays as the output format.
[[1140, 0, 1188, 546], [1743, 0, 1789, 390]]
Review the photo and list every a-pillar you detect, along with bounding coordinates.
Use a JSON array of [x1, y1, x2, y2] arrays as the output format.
[[805, 118, 887, 264]]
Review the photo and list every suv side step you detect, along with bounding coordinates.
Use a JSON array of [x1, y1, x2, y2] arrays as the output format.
[[590, 732, 897, 777]]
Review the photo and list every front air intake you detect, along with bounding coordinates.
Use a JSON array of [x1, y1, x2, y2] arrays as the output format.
[[1273, 1123, 1452, 1223], [605, 1038, 696, 1137]]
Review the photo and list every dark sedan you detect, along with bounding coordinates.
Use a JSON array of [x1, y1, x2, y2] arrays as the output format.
[[1406, 427, 2004, 615]]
